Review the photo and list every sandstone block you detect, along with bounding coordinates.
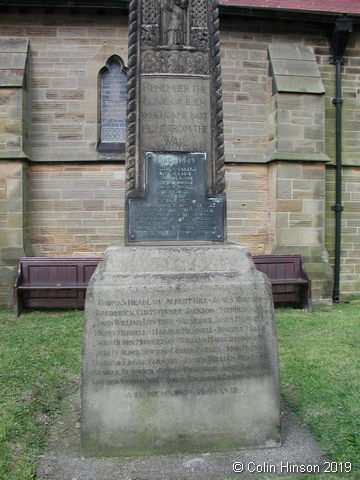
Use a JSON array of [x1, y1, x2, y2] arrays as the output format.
[[81, 244, 280, 456]]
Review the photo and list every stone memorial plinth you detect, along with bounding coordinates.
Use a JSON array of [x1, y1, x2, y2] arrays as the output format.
[[81, 244, 280, 456]]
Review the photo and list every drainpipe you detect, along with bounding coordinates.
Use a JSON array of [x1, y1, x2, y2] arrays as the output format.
[[330, 17, 352, 303]]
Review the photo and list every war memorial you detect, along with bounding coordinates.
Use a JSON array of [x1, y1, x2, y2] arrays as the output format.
[[81, 0, 280, 456]]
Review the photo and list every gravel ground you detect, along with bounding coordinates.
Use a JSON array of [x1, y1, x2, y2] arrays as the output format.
[[37, 392, 326, 480]]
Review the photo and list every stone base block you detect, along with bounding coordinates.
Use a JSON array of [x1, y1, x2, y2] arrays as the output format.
[[81, 244, 280, 456]]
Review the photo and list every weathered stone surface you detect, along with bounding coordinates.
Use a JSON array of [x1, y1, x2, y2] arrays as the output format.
[[268, 45, 325, 94], [271, 59, 321, 77], [81, 244, 280, 456], [0, 70, 24, 87], [268, 45, 316, 61], [0, 161, 31, 305], [83, 1, 280, 455], [275, 76, 325, 94], [139, 78, 211, 153], [0, 38, 28, 53]]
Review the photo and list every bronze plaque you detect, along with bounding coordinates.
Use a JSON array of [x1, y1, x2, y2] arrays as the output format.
[[128, 152, 225, 242]]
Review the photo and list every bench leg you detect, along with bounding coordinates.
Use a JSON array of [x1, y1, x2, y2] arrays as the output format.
[[306, 285, 312, 312], [301, 284, 312, 312], [13, 288, 22, 317]]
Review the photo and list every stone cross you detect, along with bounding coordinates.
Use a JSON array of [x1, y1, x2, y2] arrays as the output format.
[[125, 0, 226, 243], [81, 0, 280, 457]]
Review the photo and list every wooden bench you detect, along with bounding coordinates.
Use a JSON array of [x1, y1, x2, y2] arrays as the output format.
[[14, 253, 311, 315], [252, 254, 312, 310], [13, 257, 102, 316]]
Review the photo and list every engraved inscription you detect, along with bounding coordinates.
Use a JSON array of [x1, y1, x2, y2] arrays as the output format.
[[89, 292, 270, 388], [128, 152, 225, 242], [140, 77, 210, 150]]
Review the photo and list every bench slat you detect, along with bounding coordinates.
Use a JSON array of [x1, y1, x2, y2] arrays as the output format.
[[270, 279, 308, 285], [18, 284, 88, 290]]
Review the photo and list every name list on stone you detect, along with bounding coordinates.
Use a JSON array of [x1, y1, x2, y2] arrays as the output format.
[[89, 291, 269, 391]]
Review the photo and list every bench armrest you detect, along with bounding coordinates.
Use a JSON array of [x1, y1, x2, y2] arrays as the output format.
[[13, 261, 22, 288]]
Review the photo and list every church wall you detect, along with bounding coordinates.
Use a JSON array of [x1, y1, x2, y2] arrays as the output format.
[[27, 163, 125, 256], [0, 10, 129, 162], [0, 9, 360, 304], [26, 163, 269, 258], [226, 164, 269, 254]]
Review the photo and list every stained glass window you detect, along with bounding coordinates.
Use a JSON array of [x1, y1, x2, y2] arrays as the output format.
[[98, 55, 127, 152]]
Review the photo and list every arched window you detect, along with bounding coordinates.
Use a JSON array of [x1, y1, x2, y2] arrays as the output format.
[[97, 55, 127, 152]]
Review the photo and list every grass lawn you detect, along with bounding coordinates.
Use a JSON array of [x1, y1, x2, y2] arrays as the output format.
[[0, 309, 82, 480], [0, 303, 359, 480], [275, 303, 360, 480]]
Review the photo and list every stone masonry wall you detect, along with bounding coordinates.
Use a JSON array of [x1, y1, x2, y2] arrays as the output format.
[[220, 20, 272, 163], [2, 9, 358, 166], [29, 161, 360, 301], [226, 165, 269, 254], [0, 11, 129, 162], [0, 161, 30, 305], [219, 20, 360, 299], [0, 37, 28, 158], [220, 17, 331, 164], [268, 161, 333, 299], [27, 163, 269, 257], [28, 163, 124, 256], [1, 12, 360, 304], [274, 93, 326, 160], [320, 27, 360, 296], [0, 12, 358, 168], [0, 88, 23, 156]]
